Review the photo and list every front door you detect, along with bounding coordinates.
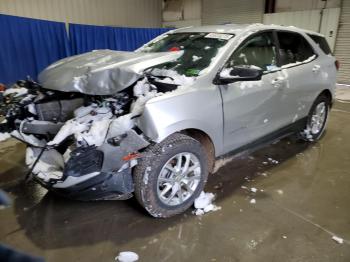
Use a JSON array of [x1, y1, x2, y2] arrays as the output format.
[[219, 31, 286, 154]]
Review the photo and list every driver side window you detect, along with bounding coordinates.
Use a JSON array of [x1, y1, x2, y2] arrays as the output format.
[[227, 32, 278, 72]]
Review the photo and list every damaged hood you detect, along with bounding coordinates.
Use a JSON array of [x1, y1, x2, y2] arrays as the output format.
[[38, 50, 183, 95]]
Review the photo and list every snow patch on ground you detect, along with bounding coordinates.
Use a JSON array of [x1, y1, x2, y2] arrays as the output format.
[[332, 236, 344, 244], [193, 191, 221, 216], [115, 251, 139, 262], [250, 187, 257, 193], [213, 156, 235, 173], [0, 132, 11, 142]]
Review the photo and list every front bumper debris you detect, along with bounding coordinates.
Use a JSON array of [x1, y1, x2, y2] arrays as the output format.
[[31, 129, 150, 201]]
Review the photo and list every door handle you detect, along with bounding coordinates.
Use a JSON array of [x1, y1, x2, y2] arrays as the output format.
[[312, 65, 321, 73]]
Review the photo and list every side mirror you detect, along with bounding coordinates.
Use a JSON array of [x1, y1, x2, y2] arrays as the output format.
[[215, 65, 263, 84]]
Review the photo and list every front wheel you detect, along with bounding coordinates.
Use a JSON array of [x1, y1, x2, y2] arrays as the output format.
[[134, 133, 208, 218], [301, 95, 330, 142]]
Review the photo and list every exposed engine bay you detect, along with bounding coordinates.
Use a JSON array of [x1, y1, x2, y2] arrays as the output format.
[[0, 49, 186, 200]]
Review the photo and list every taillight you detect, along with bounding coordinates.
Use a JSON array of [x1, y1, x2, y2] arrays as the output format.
[[335, 60, 340, 71]]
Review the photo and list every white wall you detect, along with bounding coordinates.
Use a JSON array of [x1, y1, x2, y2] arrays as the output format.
[[276, 0, 341, 12], [162, 0, 201, 28], [0, 0, 162, 27], [202, 0, 264, 25], [264, 9, 322, 31]]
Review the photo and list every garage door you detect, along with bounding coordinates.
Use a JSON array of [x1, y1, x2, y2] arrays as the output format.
[[334, 0, 350, 84], [202, 0, 264, 25]]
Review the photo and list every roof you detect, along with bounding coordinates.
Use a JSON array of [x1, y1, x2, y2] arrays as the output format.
[[172, 23, 324, 37]]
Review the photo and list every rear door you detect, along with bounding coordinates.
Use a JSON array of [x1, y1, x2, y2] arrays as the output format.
[[274, 31, 326, 124], [218, 31, 287, 153]]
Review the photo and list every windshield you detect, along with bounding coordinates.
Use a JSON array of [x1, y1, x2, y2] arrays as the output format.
[[139, 32, 233, 77]]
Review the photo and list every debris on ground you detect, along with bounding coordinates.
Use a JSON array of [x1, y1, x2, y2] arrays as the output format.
[[267, 157, 279, 164], [0, 132, 11, 142], [301, 127, 314, 142], [250, 199, 256, 204], [276, 189, 284, 195], [115, 251, 139, 262], [213, 182, 223, 190], [282, 235, 287, 239], [193, 191, 221, 215], [213, 156, 235, 173], [250, 187, 258, 193], [332, 236, 344, 244]]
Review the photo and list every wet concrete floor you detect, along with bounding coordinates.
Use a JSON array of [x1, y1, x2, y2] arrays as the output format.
[[0, 101, 350, 262]]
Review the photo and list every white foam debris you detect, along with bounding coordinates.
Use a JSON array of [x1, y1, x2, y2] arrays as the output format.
[[11, 130, 45, 147], [0, 132, 11, 142], [133, 78, 153, 97], [332, 236, 344, 244], [282, 235, 287, 239], [115, 251, 139, 262], [250, 199, 256, 204], [302, 127, 314, 141], [250, 187, 258, 193], [263, 119, 269, 123], [47, 119, 90, 146], [267, 157, 279, 164], [26, 147, 64, 181], [26, 103, 37, 115], [194, 191, 221, 215], [277, 189, 284, 195], [3, 87, 28, 97], [149, 68, 195, 86], [220, 68, 236, 79], [192, 55, 202, 62]]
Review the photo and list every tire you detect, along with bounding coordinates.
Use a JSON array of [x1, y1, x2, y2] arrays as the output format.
[[300, 94, 330, 142], [134, 133, 208, 218]]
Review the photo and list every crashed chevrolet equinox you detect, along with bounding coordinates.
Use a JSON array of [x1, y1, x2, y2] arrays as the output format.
[[0, 24, 337, 217]]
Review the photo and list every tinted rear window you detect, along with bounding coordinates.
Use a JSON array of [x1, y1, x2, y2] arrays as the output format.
[[277, 31, 315, 66], [308, 34, 332, 55]]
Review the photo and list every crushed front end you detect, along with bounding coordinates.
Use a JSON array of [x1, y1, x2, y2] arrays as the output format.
[[0, 49, 192, 201]]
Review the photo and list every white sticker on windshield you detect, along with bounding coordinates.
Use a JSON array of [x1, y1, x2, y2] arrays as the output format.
[[205, 33, 233, 40]]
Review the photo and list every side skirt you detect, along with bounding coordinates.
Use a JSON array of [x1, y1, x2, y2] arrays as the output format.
[[217, 117, 307, 161]]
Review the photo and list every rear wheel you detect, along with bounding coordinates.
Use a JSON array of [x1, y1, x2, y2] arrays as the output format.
[[300, 95, 330, 142], [134, 133, 208, 218]]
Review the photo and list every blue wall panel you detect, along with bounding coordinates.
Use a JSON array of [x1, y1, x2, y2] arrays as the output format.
[[0, 14, 70, 85], [0, 14, 172, 85], [69, 23, 171, 54]]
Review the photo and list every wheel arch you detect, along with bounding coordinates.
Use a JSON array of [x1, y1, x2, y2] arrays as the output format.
[[179, 128, 216, 173], [318, 89, 333, 107]]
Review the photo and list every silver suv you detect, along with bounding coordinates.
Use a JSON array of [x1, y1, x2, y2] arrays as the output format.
[[1, 24, 337, 217]]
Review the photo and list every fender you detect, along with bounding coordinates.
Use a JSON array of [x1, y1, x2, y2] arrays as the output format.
[[135, 86, 224, 156]]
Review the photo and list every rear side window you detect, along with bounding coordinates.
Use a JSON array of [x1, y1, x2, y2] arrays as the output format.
[[277, 32, 316, 66], [308, 34, 332, 55]]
